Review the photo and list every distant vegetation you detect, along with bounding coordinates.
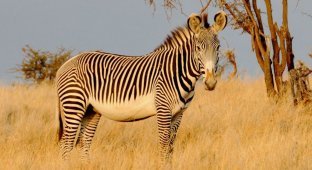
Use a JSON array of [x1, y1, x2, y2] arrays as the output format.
[[15, 45, 72, 83]]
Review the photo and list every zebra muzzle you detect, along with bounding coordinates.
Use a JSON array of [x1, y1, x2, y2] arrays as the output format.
[[204, 71, 217, 91]]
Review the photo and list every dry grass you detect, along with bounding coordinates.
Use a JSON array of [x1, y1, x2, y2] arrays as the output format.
[[0, 78, 311, 169]]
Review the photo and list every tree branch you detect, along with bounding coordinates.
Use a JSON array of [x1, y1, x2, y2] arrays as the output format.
[[264, 0, 282, 92], [242, 0, 257, 26], [251, 29, 265, 72], [252, 0, 264, 33], [200, 0, 212, 14], [221, 0, 251, 34], [275, 24, 287, 75], [282, 0, 295, 71], [264, 0, 279, 54]]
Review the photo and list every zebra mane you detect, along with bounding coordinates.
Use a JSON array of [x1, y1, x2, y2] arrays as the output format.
[[155, 27, 192, 50]]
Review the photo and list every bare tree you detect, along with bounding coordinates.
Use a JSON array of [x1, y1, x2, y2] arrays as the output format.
[[218, 0, 312, 104], [216, 0, 296, 98]]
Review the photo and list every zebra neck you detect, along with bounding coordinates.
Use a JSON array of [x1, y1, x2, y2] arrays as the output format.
[[148, 43, 200, 97], [151, 27, 201, 81]]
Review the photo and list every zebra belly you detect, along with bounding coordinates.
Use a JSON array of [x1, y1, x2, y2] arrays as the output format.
[[89, 93, 157, 122]]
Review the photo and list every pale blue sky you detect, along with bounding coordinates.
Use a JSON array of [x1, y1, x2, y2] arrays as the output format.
[[0, 0, 311, 83]]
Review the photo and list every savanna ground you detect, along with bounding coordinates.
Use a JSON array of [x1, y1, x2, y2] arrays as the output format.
[[0, 78, 311, 169]]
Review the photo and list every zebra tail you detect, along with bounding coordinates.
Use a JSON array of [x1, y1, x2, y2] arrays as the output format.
[[56, 98, 63, 143]]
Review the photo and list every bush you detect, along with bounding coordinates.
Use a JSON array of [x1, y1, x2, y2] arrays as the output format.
[[16, 45, 72, 83]]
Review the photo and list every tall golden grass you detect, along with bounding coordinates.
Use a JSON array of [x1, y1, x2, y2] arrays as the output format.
[[0, 78, 311, 169]]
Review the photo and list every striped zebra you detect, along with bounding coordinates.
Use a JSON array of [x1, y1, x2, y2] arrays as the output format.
[[56, 11, 227, 163]]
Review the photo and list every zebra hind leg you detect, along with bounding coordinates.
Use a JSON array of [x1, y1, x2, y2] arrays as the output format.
[[59, 112, 83, 160], [59, 98, 86, 160], [76, 105, 101, 161]]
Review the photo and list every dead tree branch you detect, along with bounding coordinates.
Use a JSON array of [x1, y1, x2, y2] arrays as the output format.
[[200, 0, 212, 14]]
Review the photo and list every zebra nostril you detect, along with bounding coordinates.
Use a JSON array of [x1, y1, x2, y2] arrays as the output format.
[[205, 79, 217, 91]]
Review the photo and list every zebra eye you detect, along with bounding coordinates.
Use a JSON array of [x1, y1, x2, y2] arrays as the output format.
[[196, 45, 201, 51]]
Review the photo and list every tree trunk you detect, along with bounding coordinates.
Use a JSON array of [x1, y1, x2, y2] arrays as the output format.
[[282, 0, 295, 71], [263, 54, 276, 97]]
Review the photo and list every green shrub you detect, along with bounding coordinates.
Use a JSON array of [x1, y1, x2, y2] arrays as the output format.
[[16, 45, 72, 83]]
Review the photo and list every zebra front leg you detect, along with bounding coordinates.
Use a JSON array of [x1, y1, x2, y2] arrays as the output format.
[[156, 108, 172, 166], [168, 111, 184, 158], [76, 107, 101, 160]]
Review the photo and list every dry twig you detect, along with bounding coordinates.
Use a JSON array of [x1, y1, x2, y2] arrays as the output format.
[[200, 0, 213, 14]]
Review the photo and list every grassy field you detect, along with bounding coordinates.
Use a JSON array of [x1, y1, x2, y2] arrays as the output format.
[[0, 78, 311, 169]]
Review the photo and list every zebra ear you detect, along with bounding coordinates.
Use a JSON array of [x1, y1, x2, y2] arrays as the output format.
[[188, 13, 202, 34], [212, 11, 227, 33]]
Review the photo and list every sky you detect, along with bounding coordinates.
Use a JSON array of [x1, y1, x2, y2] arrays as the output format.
[[0, 0, 311, 84]]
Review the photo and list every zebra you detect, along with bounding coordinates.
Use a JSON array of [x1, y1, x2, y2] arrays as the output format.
[[56, 11, 227, 163]]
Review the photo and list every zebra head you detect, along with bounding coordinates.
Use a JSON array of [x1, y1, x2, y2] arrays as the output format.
[[188, 11, 227, 91]]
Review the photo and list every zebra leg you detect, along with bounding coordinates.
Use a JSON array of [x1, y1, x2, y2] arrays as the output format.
[[156, 108, 172, 165], [59, 99, 86, 160], [168, 111, 184, 158], [76, 107, 101, 160], [59, 112, 83, 160]]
